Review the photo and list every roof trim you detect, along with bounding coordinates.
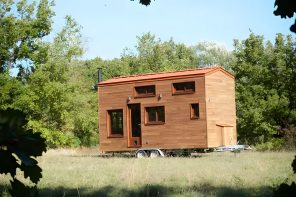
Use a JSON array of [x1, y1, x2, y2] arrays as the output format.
[[98, 66, 234, 87], [205, 68, 235, 79], [98, 74, 204, 87]]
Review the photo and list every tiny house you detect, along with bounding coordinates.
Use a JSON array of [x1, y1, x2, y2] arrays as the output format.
[[98, 66, 237, 153]]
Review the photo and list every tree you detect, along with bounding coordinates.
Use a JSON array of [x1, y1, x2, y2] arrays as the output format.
[[233, 33, 296, 146], [0, 0, 55, 121], [274, 0, 296, 33], [121, 33, 198, 75], [131, 0, 152, 6], [132, 0, 296, 34], [0, 0, 54, 77], [17, 16, 84, 147], [193, 41, 235, 71], [15, 16, 100, 147], [0, 108, 46, 196], [0, 73, 24, 110]]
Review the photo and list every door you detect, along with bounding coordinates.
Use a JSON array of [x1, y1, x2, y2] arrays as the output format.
[[223, 127, 235, 145], [127, 103, 141, 148]]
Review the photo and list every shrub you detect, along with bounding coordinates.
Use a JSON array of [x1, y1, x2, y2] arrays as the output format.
[[255, 138, 284, 151]]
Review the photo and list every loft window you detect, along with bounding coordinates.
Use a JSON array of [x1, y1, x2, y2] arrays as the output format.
[[145, 106, 165, 125], [108, 109, 123, 137], [172, 81, 195, 95], [134, 85, 156, 98], [190, 103, 200, 119]]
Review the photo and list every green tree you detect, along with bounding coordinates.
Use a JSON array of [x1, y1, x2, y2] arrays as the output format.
[[0, 0, 54, 77], [194, 41, 235, 71], [0, 73, 24, 110], [0, 0, 54, 119], [67, 59, 100, 146], [120, 33, 198, 75], [17, 16, 84, 147], [233, 33, 296, 146], [15, 16, 100, 147]]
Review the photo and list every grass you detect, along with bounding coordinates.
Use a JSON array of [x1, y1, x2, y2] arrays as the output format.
[[0, 150, 295, 196]]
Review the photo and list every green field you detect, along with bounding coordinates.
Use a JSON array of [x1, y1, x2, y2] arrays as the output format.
[[0, 150, 295, 197]]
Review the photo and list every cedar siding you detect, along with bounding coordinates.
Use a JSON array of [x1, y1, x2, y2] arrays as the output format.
[[205, 71, 237, 147], [98, 67, 236, 152]]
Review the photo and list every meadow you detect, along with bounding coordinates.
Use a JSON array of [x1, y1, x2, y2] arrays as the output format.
[[0, 150, 295, 197]]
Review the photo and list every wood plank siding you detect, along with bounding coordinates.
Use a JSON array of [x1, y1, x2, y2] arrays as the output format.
[[98, 67, 236, 152], [205, 71, 237, 147]]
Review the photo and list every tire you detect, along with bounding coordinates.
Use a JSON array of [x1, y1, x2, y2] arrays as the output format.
[[136, 150, 147, 158], [149, 150, 160, 158]]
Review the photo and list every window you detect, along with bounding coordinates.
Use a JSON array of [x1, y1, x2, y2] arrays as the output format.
[[145, 106, 165, 125], [134, 85, 156, 98], [172, 81, 195, 95], [108, 109, 123, 136], [190, 103, 200, 119]]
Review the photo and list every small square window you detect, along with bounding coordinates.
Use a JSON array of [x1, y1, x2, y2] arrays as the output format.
[[172, 81, 195, 95], [191, 103, 200, 119], [134, 85, 156, 98], [108, 109, 123, 137], [145, 106, 165, 125]]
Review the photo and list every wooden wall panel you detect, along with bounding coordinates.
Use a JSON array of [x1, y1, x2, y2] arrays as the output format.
[[205, 72, 237, 147], [99, 76, 208, 152]]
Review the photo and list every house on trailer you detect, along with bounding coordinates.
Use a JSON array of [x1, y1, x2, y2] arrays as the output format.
[[98, 66, 237, 153]]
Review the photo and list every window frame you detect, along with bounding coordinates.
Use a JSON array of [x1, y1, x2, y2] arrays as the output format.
[[134, 85, 156, 98], [190, 103, 200, 120], [107, 109, 124, 138], [172, 81, 195, 95], [145, 106, 165, 125]]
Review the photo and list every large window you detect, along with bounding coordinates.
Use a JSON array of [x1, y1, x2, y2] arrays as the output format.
[[134, 85, 156, 98], [190, 103, 200, 119], [172, 81, 195, 95], [108, 109, 123, 137], [145, 106, 165, 125]]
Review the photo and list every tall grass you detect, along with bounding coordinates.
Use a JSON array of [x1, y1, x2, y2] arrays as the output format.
[[1, 150, 295, 196]]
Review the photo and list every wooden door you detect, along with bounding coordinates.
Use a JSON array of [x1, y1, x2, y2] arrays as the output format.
[[222, 126, 234, 145], [127, 104, 142, 148]]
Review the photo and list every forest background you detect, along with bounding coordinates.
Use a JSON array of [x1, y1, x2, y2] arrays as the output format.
[[1, 0, 295, 150]]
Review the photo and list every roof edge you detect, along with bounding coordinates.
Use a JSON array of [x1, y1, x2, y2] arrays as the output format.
[[98, 74, 204, 87], [205, 67, 235, 79], [98, 66, 234, 87]]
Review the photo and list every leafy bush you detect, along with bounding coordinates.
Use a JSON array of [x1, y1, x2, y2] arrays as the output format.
[[255, 138, 284, 151], [28, 120, 81, 148]]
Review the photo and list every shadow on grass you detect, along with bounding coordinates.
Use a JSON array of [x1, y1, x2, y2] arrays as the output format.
[[32, 183, 273, 197]]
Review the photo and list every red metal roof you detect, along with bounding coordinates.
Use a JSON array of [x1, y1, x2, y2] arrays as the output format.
[[98, 66, 233, 86]]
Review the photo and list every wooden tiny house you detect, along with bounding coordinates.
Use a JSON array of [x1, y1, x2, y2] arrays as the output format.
[[98, 66, 237, 152]]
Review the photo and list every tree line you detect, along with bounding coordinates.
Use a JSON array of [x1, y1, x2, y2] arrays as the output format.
[[1, 0, 295, 150]]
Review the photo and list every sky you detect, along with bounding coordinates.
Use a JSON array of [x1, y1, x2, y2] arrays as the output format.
[[51, 0, 295, 60]]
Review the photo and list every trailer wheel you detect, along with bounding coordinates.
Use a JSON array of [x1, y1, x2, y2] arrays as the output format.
[[150, 150, 160, 158], [136, 150, 147, 158]]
